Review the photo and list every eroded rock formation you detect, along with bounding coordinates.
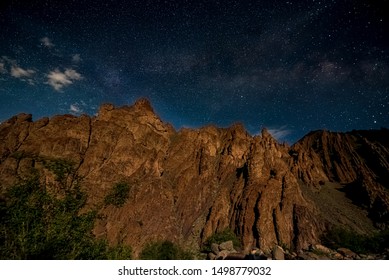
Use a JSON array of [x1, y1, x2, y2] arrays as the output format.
[[290, 129, 389, 228], [1, 99, 387, 256]]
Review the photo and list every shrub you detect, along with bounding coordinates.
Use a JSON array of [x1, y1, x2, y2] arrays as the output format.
[[203, 228, 241, 251], [43, 158, 75, 183], [106, 243, 133, 260], [140, 240, 194, 260], [0, 167, 132, 259], [321, 226, 389, 254], [104, 182, 130, 207]]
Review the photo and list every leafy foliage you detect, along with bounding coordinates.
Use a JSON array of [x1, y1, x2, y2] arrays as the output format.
[[0, 161, 132, 260], [140, 240, 194, 260], [43, 158, 75, 184], [104, 182, 130, 207], [203, 228, 241, 251], [321, 226, 389, 254]]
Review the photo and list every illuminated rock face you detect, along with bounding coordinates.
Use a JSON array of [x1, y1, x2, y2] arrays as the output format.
[[1, 99, 387, 255]]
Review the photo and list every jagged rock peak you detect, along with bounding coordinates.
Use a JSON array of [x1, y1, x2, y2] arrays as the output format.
[[227, 122, 249, 136], [97, 103, 115, 116], [260, 127, 278, 143], [96, 99, 159, 123], [98, 98, 154, 115], [261, 127, 270, 137], [133, 97, 154, 113], [6, 113, 33, 124]]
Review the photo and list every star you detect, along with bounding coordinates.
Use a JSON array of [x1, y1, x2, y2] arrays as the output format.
[[0, 0, 387, 143]]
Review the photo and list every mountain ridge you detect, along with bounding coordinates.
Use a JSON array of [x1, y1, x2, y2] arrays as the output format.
[[0, 99, 388, 256]]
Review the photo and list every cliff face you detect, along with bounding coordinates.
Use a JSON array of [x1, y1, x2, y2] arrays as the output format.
[[1, 100, 387, 255], [290, 130, 389, 228]]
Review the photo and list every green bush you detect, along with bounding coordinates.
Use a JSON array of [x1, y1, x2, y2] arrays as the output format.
[[321, 226, 389, 254], [105, 243, 133, 260], [140, 240, 194, 260], [43, 158, 75, 183], [203, 228, 241, 251], [0, 167, 132, 259], [104, 182, 130, 207]]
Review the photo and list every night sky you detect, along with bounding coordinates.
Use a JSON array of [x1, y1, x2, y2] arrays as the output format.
[[0, 0, 388, 143]]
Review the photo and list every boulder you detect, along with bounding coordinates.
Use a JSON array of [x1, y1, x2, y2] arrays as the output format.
[[337, 248, 358, 259], [211, 243, 220, 254], [311, 244, 333, 255], [219, 240, 234, 252], [332, 253, 344, 260], [208, 252, 216, 260], [272, 245, 285, 260], [216, 250, 229, 260]]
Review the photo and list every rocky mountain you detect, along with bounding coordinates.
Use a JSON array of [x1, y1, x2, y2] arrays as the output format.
[[0, 99, 388, 257], [290, 129, 389, 229]]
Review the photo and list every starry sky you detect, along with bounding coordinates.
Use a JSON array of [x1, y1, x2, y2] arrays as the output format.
[[0, 0, 388, 143]]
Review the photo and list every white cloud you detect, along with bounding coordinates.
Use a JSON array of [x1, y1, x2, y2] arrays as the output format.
[[268, 126, 292, 141], [69, 103, 82, 114], [46, 68, 82, 91], [40, 37, 55, 48], [71, 54, 81, 63], [10, 65, 36, 85], [64, 69, 82, 80], [10, 65, 35, 78], [1, 57, 36, 84]]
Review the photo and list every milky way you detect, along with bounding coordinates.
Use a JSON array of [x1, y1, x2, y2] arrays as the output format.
[[0, 0, 388, 143]]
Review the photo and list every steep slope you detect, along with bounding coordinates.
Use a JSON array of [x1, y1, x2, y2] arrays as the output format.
[[290, 129, 389, 229], [0, 99, 323, 255]]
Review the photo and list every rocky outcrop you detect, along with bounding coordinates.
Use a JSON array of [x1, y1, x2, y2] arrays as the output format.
[[290, 129, 389, 228], [208, 241, 237, 260], [0, 99, 325, 256], [1, 99, 387, 257]]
